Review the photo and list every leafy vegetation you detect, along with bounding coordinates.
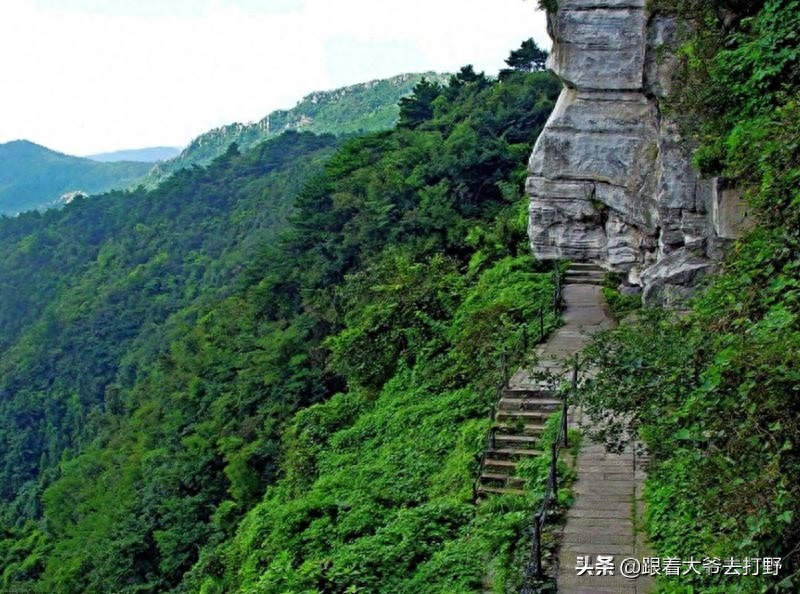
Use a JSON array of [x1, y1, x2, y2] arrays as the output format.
[[600, 272, 642, 321], [581, 1, 800, 590], [0, 131, 341, 520], [0, 42, 562, 593], [499, 39, 549, 79], [537, 0, 558, 14]]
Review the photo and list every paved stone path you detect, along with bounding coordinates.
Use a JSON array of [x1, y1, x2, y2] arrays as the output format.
[[509, 279, 612, 391], [557, 422, 654, 593], [479, 270, 615, 499], [509, 266, 653, 593]]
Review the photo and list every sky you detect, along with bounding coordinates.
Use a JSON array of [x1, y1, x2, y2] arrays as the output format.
[[0, 0, 549, 156]]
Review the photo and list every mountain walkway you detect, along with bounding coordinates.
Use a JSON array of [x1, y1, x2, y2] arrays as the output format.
[[485, 263, 654, 593]]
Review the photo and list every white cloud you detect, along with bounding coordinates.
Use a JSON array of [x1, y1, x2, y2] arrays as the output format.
[[0, 0, 548, 155]]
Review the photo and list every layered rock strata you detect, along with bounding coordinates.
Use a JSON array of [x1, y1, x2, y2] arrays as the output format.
[[527, 0, 748, 303]]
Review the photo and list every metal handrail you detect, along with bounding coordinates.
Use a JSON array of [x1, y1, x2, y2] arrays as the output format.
[[473, 264, 567, 503], [553, 261, 564, 312], [520, 356, 579, 592], [473, 324, 528, 502]]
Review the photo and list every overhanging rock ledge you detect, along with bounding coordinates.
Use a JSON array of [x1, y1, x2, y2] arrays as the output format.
[[526, 0, 750, 304]]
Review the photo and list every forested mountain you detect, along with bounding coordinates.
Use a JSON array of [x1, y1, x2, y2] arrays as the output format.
[[0, 47, 561, 593], [2, 5, 796, 588], [0, 131, 342, 533], [146, 72, 450, 186], [0, 140, 153, 215], [1, 74, 445, 216]]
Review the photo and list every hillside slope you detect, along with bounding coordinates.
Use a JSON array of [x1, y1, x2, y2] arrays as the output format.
[[0, 131, 341, 512], [86, 146, 182, 163], [0, 56, 562, 593], [1, 74, 446, 215], [0, 140, 152, 215]]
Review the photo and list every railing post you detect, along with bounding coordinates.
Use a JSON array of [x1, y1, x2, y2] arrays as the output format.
[[491, 426, 497, 450], [501, 351, 509, 387], [533, 512, 542, 578], [550, 441, 558, 500], [521, 513, 542, 593], [572, 355, 579, 392], [539, 307, 545, 341], [562, 389, 569, 449], [553, 261, 562, 312], [522, 323, 529, 353]]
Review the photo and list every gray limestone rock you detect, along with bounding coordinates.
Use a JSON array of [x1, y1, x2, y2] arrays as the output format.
[[641, 249, 714, 305], [619, 284, 642, 296], [644, 14, 681, 98], [548, 7, 647, 91], [527, 0, 738, 304], [713, 178, 752, 239]]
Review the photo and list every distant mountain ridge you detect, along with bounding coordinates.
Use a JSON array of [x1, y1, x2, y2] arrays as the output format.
[[86, 146, 182, 163], [0, 140, 152, 215], [147, 72, 450, 185], [0, 72, 448, 214]]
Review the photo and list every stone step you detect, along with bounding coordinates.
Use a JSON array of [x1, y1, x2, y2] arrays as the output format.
[[502, 390, 557, 402], [487, 447, 543, 458], [492, 435, 541, 451], [565, 274, 605, 283], [493, 434, 539, 445], [482, 466, 515, 478], [483, 458, 517, 471], [493, 423, 545, 435], [565, 268, 604, 275], [567, 262, 607, 272], [501, 387, 555, 399], [564, 268, 606, 279], [567, 263, 605, 270], [480, 472, 525, 484], [496, 409, 551, 421], [564, 275, 605, 286], [498, 397, 562, 411], [536, 358, 567, 367], [477, 485, 525, 496]]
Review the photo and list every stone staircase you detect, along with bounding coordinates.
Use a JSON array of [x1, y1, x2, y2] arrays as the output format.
[[475, 262, 606, 498], [563, 262, 606, 286], [477, 384, 562, 496], [477, 261, 651, 593]]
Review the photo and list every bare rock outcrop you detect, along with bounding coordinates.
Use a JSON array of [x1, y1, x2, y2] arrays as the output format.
[[527, 0, 749, 304]]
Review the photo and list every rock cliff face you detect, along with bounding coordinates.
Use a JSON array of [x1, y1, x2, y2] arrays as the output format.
[[526, 0, 749, 303]]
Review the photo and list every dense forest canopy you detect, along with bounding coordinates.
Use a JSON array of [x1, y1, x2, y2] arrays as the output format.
[[147, 73, 451, 188], [2, 0, 798, 587], [0, 42, 563, 593]]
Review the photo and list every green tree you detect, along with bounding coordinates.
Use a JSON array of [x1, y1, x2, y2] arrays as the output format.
[[398, 77, 443, 129], [500, 38, 548, 77]]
